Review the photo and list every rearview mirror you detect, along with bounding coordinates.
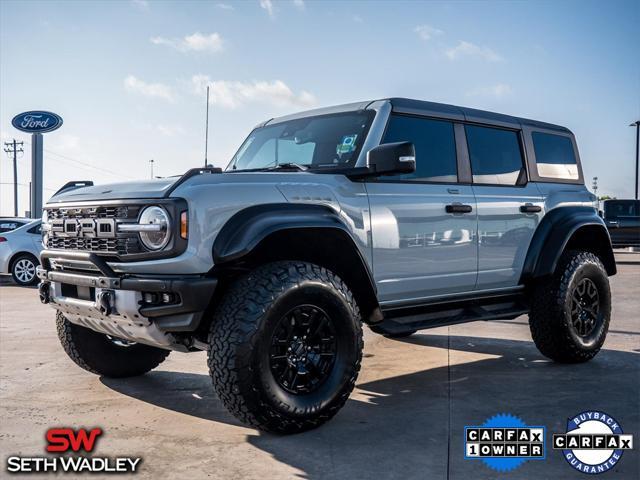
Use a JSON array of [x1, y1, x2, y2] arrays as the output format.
[[367, 142, 416, 176]]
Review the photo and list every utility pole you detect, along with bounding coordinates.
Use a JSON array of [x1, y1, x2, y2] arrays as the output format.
[[3, 139, 24, 217], [149, 159, 154, 179], [631, 121, 640, 200], [204, 85, 210, 168]]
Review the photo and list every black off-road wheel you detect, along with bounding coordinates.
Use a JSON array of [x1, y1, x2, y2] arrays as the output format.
[[529, 250, 611, 363], [56, 312, 170, 377], [208, 261, 363, 434]]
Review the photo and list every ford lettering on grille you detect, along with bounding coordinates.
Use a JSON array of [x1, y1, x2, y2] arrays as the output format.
[[51, 218, 116, 238]]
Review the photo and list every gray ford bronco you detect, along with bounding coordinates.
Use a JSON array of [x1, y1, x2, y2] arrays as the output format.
[[37, 98, 616, 433]]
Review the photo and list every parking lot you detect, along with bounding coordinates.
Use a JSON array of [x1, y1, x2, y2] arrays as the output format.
[[0, 252, 638, 479]]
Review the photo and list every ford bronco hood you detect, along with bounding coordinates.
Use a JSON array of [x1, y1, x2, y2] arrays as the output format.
[[47, 178, 179, 203]]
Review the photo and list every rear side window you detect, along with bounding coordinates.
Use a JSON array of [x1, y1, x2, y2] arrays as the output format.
[[0, 221, 25, 233], [532, 132, 578, 180], [382, 115, 457, 182], [604, 200, 639, 218], [465, 125, 524, 185]]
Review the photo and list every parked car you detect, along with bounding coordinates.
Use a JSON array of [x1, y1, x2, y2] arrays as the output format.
[[0, 217, 32, 233], [37, 98, 615, 433], [602, 199, 640, 248], [0, 219, 42, 286]]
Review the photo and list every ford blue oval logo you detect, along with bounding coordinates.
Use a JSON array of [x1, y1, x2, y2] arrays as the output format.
[[11, 111, 63, 133]]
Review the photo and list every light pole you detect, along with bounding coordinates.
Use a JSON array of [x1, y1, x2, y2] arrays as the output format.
[[592, 176, 599, 211], [631, 121, 640, 200], [149, 159, 154, 179]]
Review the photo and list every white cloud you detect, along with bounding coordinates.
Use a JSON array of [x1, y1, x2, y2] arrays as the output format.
[[352, 15, 364, 23], [131, 0, 149, 10], [124, 75, 174, 102], [260, 0, 274, 18], [150, 32, 223, 53], [293, 0, 305, 9], [445, 41, 503, 62], [216, 3, 234, 10], [191, 75, 317, 109], [414, 25, 443, 41], [466, 83, 513, 98]]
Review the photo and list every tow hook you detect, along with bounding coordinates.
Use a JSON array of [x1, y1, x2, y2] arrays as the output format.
[[97, 290, 114, 316], [38, 281, 51, 304]]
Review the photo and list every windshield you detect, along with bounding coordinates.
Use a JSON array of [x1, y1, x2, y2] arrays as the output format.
[[227, 111, 375, 171]]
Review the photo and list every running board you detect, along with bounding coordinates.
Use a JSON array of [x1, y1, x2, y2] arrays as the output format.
[[375, 292, 529, 336]]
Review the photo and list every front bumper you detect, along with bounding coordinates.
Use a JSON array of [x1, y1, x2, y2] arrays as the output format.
[[37, 250, 216, 350]]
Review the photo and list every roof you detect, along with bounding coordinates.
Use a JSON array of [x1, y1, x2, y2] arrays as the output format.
[[386, 97, 571, 133], [266, 97, 571, 133]]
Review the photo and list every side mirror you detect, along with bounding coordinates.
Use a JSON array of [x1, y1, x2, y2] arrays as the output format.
[[367, 142, 416, 176]]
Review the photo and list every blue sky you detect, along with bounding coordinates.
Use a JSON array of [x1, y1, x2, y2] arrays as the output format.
[[1, 0, 638, 215]]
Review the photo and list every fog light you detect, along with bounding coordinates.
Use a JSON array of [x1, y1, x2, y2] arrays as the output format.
[[143, 292, 158, 304], [161, 293, 174, 303]]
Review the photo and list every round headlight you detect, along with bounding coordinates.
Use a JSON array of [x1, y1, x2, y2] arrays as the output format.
[[138, 206, 171, 250]]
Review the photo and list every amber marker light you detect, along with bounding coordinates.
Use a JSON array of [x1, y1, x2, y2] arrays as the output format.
[[180, 211, 188, 239]]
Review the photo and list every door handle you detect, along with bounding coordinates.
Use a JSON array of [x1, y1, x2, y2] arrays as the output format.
[[520, 204, 542, 213], [446, 204, 473, 214]]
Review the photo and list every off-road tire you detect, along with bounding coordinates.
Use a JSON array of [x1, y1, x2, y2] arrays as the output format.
[[11, 253, 39, 286], [529, 250, 611, 363], [56, 312, 170, 377], [208, 261, 363, 434]]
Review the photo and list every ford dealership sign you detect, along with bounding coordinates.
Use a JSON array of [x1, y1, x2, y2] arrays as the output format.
[[12, 111, 63, 133]]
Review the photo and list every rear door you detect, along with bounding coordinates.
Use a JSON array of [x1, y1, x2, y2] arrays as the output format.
[[366, 114, 478, 304], [465, 124, 544, 290], [604, 200, 640, 246]]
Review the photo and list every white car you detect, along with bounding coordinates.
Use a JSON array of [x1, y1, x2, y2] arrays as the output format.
[[0, 218, 42, 286]]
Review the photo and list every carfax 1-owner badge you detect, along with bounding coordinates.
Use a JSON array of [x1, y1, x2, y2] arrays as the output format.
[[553, 411, 634, 474]]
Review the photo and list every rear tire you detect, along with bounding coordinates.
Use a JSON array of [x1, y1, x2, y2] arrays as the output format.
[[208, 261, 363, 434], [11, 253, 39, 286], [529, 250, 611, 363], [56, 312, 170, 377]]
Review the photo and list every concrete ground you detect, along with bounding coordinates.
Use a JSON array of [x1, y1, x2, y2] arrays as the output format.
[[1, 253, 638, 479]]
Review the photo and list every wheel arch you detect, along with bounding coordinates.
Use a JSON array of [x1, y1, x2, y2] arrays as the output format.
[[212, 203, 382, 324], [520, 206, 616, 283]]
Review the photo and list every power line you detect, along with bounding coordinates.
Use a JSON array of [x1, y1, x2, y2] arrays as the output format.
[[20, 138, 136, 180], [3, 140, 24, 216]]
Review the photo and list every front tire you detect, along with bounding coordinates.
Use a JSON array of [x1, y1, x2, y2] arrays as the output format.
[[529, 250, 611, 363], [208, 261, 363, 434], [11, 253, 39, 286], [56, 312, 170, 377]]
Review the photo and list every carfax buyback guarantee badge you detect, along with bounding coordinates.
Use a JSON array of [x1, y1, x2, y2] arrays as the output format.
[[464, 413, 545, 472], [553, 411, 634, 474]]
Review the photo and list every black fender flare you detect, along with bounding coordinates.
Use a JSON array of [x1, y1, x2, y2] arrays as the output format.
[[520, 206, 616, 283], [212, 203, 382, 323], [213, 203, 357, 263]]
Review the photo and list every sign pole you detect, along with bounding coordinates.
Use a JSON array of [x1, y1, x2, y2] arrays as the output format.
[[31, 133, 43, 218]]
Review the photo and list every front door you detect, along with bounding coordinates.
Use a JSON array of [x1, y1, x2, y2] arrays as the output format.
[[366, 114, 478, 305]]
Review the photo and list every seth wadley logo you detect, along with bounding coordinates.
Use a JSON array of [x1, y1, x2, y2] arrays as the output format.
[[5, 427, 142, 474]]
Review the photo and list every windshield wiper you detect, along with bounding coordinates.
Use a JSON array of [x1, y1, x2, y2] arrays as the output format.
[[264, 162, 308, 171]]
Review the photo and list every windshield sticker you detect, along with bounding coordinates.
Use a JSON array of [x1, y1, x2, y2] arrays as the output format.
[[337, 134, 358, 155]]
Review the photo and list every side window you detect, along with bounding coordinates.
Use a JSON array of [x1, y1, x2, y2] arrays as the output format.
[[532, 132, 579, 180], [382, 115, 457, 182], [466, 125, 524, 185], [28, 224, 42, 235]]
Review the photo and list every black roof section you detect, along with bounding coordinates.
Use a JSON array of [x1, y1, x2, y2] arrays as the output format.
[[386, 97, 570, 133]]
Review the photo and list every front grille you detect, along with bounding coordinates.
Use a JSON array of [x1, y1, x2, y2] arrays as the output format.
[[47, 205, 140, 220], [45, 204, 144, 256]]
